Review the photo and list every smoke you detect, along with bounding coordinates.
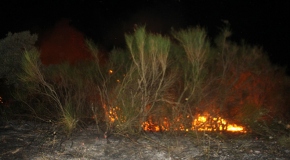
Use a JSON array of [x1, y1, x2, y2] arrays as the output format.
[[39, 19, 92, 65]]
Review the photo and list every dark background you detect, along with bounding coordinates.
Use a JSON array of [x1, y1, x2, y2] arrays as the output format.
[[1, 0, 289, 72]]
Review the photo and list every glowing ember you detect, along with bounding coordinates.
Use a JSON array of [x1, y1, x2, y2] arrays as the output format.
[[227, 124, 244, 132], [142, 114, 246, 133], [100, 104, 120, 123], [100, 104, 246, 133]]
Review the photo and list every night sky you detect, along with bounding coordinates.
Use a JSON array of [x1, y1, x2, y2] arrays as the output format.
[[1, 0, 289, 71]]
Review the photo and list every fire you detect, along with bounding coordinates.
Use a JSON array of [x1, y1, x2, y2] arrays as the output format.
[[227, 124, 244, 132], [142, 114, 246, 133], [100, 104, 245, 133]]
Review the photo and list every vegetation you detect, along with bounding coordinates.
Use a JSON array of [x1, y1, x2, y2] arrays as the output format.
[[0, 25, 289, 144], [0, 31, 38, 86], [0, 31, 38, 121]]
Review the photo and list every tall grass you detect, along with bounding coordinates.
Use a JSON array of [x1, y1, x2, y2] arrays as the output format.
[[16, 25, 290, 138], [18, 48, 105, 135], [170, 27, 211, 129]]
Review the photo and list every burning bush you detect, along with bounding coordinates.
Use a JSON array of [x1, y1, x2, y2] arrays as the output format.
[[15, 25, 290, 137]]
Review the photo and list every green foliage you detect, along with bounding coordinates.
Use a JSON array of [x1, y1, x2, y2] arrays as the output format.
[[172, 27, 210, 65], [18, 48, 106, 134], [171, 27, 211, 105], [106, 27, 175, 133], [11, 25, 290, 138], [60, 102, 78, 135], [0, 31, 38, 120], [0, 31, 38, 86]]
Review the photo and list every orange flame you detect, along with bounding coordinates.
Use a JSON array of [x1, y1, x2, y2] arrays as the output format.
[[99, 104, 246, 133], [227, 124, 244, 132], [142, 114, 246, 133]]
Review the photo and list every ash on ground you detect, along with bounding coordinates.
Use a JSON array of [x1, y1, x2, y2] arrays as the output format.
[[0, 120, 289, 160]]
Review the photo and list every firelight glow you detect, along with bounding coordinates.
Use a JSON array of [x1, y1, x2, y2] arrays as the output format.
[[227, 124, 244, 132], [100, 70, 246, 133], [104, 105, 245, 133], [141, 115, 245, 133]]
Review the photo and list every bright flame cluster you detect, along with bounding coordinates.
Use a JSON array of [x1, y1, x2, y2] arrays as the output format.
[[100, 103, 245, 133], [142, 115, 245, 133]]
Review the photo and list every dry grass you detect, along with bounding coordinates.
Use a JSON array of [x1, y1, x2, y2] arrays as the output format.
[[15, 25, 290, 140]]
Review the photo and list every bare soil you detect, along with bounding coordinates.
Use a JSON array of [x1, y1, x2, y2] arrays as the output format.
[[1, 120, 290, 160]]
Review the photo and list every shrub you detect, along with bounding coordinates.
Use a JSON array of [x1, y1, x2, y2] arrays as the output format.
[[0, 31, 38, 86], [0, 31, 38, 120], [18, 48, 105, 134], [14, 25, 290, 138]]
